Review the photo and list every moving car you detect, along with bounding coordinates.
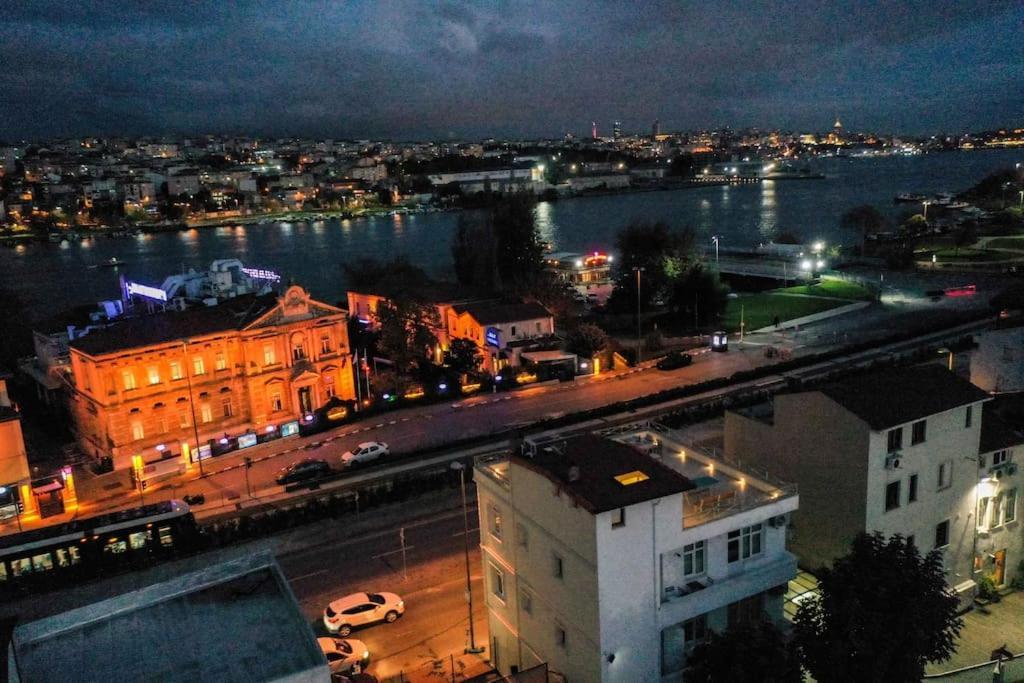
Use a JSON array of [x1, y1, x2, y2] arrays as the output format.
[[317, 637, 369, 674], [275, 458, 331, 485], [323, 592, 405, 636], [656, 351, 693, 371], [341, 442, 389, 468]]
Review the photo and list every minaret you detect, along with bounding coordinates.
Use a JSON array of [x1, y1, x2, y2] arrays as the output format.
[[592, 121, 598, 139], [833, 115, 843, 136]]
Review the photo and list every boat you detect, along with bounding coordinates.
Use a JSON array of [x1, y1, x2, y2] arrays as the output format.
[[894, 193, 927, 203], [90, 257, 127, 269], [934, 192, 954, 205], [945, 202, 971, 210]]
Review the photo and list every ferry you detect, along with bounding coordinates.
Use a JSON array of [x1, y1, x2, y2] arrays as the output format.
[[894, 193, 927, 203]]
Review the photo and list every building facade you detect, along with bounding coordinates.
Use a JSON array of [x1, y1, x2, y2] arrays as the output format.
[[974, 402, 1023, 588], [447, 301, 556, 372], [68, 286, 355, 470], [475, 426, 798, 682], [725, 364, 989, 605]]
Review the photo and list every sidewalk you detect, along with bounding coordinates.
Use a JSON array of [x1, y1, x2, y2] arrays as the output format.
[[926, 591, 1024, 676]]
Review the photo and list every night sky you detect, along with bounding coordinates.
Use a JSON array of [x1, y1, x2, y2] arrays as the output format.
[[1, 0, 1021, 141]]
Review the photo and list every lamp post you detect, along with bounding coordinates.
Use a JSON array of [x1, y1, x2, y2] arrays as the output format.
[[182, 340, 204, 476], [711, 235, 720, 265], [633, 266, 645, 363], [450, 461, 484, 654]]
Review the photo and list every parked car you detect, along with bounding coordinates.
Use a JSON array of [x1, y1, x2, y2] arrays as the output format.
[[656, 351, 693, 371], [275, 458, 331, 485], [341, 442, 389, 468], [323, 592, 405, 636], [317, 637, 369, 674]]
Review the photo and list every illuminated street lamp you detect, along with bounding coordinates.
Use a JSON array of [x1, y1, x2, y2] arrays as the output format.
[[711, 235, 721, 265], [449, 461, 484, 654]]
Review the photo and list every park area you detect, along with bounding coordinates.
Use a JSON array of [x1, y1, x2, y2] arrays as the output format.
[[722, 278, 874, 332]]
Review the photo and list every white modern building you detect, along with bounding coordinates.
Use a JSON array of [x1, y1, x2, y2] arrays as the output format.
[[474, 426, 798, 682], [725, 364, 990, 606]]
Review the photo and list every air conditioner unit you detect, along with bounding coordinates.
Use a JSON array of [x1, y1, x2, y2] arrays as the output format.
[[768, 514, 788, 528], [885, 455, 902, 470], [995, 469, 1006, 480], [1008, 464, 1019, 476]]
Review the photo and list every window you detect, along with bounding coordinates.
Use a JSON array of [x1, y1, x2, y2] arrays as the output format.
[[489, 563, 506, 600], [32, 553, 54, 571], [489, 505, 503, 540], [178, 410, 190, 428], [887, 427, 903, 453], [682, 541, 706, 577], [55, 546, 80, 567], [263, 345, 276, 366], [885, 481, 901, 511], [292, 344, 306, 361], [993, 450, 1009, 467], [221, 397, 233, 418], [270, 392, 283, 411], [193, 357, 205, 375], [147, 366, 160, 385], [965, 405, 973, 428], [1005, 489, 1018, 524], [129, 530, 151, 549], [515, 522, 529, 549], [555, 624, 567, 649], [727, 524, 763, 562], [158, 526, 174, 547], [521, 589, 533, 615], [937, 460, 953, 490], [511, 325, 517, 337], [682, 615, 707, 649], [170, 361, 183, 380], [934, 520, 950, 548], [978, 497, 992, 530], [11, 558, 32, 577], [553, 553, 564, 579], [320, 335, 332, 354], [727, 594, 764, 628], [536, 321, 542, 333], [122, 369, 136, 391], [215, 352, 227, 371], [131, 421, 144, 441], [911, 420, 927, 445], [611, 507, 625, 528], [908, 474, 918, 503], [200, 404, 213, 423]]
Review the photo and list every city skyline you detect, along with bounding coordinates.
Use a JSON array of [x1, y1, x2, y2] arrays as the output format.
[[1, 1, 1022, 141]]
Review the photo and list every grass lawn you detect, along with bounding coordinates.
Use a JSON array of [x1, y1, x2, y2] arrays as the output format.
[[775, 278, 874, 300], [723, 293, 850, 332], [929, 248, 1015, 262], [985, 236, 1024, 250]]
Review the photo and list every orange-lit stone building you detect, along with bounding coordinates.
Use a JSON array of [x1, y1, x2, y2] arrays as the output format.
[[68, 286, 354, 470]]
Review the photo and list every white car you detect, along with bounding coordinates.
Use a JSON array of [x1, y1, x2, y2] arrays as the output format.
[[340, 441, 389, 468], [317, 637, 369, 674], [323, 591, 405, 636]]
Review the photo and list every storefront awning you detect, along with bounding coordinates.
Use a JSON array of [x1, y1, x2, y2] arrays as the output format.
[[32, 480, 64, 494]]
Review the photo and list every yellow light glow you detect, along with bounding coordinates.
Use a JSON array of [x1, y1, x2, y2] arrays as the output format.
[[462, 383, 481, 394], [614, 470, 650, 486]]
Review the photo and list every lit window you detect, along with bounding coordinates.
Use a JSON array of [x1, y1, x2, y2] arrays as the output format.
[[215, 352, 227, 371], [270, 393, 283, 412], [615, 470, 649, 486], [682, 541, 706, 577], [489, 563, 505, 600], [221, 397, 233, 418], [129, 531, 151, 549], [193, 357, 205, 375], [611, 507, 625, 528], [170, 361, 183, 380], [263, 345, 276, 366], [131, 421, 144, 441], [934, 520, 949, 548], [886, 428, 902, 453], [937, 460, 953, 490], [147, 366, 160, 385], [885, 481, 901, 511], [978, 497, 991, 530], [320, 335, 332, 354], [727, 524, 763, 563], [911, 420, 927, 445], [32, 553, 54, 571], [200, 404, 213, 423], [122, 370, 137, 391], [1005, 489, 1017, 524], [489, 505, 503, 541]]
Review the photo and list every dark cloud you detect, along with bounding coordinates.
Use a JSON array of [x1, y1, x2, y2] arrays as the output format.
[[0, 0, 1020, 140]]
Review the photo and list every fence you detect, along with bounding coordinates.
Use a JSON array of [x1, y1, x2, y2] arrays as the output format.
[[924, 653, 1024, 682]]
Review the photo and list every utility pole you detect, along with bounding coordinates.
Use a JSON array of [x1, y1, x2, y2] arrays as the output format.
[[182, 340, 204, 476], [633, 266, 644, 363], [451, 461, 484, 654], [243, 457, 253, 498], [400, 527, 408, 581], [740, 304, 745, 342]]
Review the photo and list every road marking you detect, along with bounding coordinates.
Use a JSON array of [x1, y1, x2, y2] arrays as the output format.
[[451, 527, 480, 538], [372, 545, 416, 559], [290, 569, 329, 582]]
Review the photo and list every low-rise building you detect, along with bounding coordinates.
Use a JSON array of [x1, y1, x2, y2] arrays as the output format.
[[67, 286, 354, 470], [448, 300, 555, 372], [0, 377, 31, 524], [725, 364, 989, 605], [974, 401, 1023, 588], [475, 426, 798, 682]]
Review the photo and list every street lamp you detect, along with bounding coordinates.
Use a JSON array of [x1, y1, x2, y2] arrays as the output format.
[[450, 461, 484, 654], [632, 266, 645, 364], [711, 235, 721, 265]]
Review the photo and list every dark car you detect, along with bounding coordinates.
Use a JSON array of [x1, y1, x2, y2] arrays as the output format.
[[656, 351, 693, 371], [276, 458, 332, 485]]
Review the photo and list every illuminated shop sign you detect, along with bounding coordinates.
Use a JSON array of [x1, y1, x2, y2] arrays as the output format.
[[280, 421, 300, 437], [237, 433, 258, 449], [485, 327, 501, 347], [126, 281, 168, 301]]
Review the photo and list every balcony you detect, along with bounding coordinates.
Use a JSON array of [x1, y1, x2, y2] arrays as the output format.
[[683, 481, 797, 528]]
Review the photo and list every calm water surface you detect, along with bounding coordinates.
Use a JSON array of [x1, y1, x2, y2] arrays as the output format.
[[2, 149, 1021, 314]]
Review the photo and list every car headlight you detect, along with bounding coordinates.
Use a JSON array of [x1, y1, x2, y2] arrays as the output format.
[[397, 600, 404, 608]]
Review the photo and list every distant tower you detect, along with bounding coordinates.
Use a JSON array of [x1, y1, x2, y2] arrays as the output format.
[[613, 121, 622, 140], [652, 119, 661, 140], [833, 114, 843, 135], [592, 121, 598, 139]]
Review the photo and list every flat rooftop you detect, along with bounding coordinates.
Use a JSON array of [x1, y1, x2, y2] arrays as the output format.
[[9, 551, 325, 683]]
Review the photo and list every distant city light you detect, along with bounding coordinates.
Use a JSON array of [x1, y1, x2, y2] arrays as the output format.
[[801, 259, 812, 271], [266, 425, 276, 432]]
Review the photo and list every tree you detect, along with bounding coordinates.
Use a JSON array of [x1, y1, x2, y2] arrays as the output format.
[[840, 205, 886, 255], [445, 337, 483, 375], [794, 532, 962, 683], [686, 621, 802, 683], [565, 323, 609, 359], [0, 286, 33, 372], [607, 220, 695, 314], [668, 262, 730, 329], [775, 230, 803, 245], [375, 299, 441, 372], [902, 213, 928, 234], [952, 222, 977, 256], [450, 193, 543, 293]]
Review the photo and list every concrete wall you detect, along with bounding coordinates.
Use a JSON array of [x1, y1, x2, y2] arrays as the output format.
[[970, 327, 1024, 393]]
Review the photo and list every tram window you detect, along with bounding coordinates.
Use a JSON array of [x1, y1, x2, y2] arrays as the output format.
[[130, 531, 151, 550], [158, 526, 174, 547], [32, 553, 54, 571], [0, 563, 6, 581], [56, 547, 81, 567], [104, 539, 128, 554], [68, 546, 81, 564], [11, 558, 32, 576]]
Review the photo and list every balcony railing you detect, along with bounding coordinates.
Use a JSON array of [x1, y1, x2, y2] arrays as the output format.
[[683, 482, 797, 528]]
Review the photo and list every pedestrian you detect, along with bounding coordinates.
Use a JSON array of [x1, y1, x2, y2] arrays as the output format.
[[773, 315, 780, 329]]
